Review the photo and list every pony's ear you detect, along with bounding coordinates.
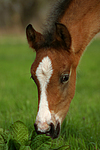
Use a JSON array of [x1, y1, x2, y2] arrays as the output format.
[[26, 24, 43, 50], [55, 23, 71, 51]]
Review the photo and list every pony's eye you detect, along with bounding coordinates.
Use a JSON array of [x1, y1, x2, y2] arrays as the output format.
[[60, 74, 69, 84]]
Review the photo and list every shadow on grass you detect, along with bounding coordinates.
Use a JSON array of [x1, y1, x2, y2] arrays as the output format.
[[61, 118, 100, 150]]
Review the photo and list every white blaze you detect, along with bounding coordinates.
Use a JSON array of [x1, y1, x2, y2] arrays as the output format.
[[36, 56, 53, 124]]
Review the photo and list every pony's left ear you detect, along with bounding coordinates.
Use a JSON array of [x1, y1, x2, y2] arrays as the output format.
[[26, 24, 43, 50], [55, 23, 71, 51]]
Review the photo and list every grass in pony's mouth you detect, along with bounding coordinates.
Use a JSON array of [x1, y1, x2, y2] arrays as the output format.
[[0, 37, 100, 149]]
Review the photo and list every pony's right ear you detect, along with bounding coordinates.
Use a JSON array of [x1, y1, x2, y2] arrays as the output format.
[[55, 23, 71, 51], [26, 24, 43, 50]]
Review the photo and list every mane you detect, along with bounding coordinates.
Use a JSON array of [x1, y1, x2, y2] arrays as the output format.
[[41, 0, 72, 48]]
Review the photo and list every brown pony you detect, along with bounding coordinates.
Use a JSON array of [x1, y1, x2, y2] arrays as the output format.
[[26, 0, 100, 139]]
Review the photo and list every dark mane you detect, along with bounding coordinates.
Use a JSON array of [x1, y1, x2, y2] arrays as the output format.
[[41, 0, 72, 48]]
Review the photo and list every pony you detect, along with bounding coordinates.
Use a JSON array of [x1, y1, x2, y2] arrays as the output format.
[[26, 0, 100, 139]]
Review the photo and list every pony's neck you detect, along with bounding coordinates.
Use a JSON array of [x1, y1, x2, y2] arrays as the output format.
[[60, 0, 100, 55]]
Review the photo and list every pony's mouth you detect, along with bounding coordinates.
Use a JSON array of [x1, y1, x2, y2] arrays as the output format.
[[46, 122, 60, 139], [34, 122, 61, 139]]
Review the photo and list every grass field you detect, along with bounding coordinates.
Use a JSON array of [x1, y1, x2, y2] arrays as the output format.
[[0, 37, 100, 149]]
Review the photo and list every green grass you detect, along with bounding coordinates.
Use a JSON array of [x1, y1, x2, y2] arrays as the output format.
[[0, 37, 100, 149]]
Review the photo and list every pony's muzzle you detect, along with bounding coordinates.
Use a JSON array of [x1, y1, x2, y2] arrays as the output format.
[[34, 121, 60, 139]]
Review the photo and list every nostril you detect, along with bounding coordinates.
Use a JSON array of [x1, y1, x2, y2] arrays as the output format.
[[34, 123, 41, 134], [34, 123, 37, 131], [34, 123, 38, 133], [56, 122, 60, 137], [50, 123, 55, 136], [49, 122, 60, 139]]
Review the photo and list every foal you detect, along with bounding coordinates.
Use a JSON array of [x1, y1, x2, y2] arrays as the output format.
[[26, 0, 100, 139]]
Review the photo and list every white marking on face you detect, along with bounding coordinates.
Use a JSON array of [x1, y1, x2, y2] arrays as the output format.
[[36, 56, 53, 127]]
